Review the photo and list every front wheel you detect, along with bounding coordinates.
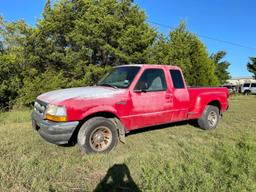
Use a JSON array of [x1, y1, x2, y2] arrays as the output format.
[[197, 105, 220, 130], [244, 90, 251, 95], [77, 117, 118, 154]]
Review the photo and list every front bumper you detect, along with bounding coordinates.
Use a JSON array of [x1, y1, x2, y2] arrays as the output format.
[[32, 111, 79, 145]]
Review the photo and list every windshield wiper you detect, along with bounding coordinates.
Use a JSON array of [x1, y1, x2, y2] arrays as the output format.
[[97, 83, 118, 89]]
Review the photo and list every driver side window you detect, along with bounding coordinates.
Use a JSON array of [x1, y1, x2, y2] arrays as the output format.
[[134, 69, 167, 92]]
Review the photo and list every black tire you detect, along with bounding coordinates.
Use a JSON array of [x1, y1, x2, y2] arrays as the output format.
[[77, 117, 118, 154], [197, 105, 220, 130], [244, 90, 251, 95]]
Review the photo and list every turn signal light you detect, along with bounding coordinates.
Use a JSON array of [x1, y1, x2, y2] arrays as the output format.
[[45, 114, 67, 122]]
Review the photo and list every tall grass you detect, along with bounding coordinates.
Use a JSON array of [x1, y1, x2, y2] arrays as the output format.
[[0, 95, 256, 191], [140, 137, 256, 192]]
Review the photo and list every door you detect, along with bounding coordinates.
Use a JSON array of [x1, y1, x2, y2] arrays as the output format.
[[130, 68, 173, 129], [169, 69, 190, 121]]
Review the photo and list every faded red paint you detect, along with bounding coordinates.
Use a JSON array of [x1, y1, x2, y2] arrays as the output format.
[[37, 64, 229, 131]]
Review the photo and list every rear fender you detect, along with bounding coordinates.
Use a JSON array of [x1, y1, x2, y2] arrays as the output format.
[[189, 95, 222, 119]]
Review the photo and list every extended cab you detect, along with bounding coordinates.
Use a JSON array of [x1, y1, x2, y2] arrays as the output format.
[[32, 64, 229, 153]]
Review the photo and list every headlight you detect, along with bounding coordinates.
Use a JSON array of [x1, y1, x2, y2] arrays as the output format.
[[44, 104, 67, 122]]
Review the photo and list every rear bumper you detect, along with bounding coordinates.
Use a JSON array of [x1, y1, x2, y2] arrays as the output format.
[[31, 111, 79, 145]]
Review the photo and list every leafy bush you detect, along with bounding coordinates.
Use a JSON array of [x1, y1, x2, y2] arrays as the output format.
[[15, 65, 111, 107], [16, 71, 68, 107]]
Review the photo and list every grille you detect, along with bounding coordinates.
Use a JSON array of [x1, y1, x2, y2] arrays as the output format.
[[34, 99, 47, 116]]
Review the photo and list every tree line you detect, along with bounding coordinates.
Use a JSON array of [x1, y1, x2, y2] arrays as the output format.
[[247, 58, 256, 79], [0, 0, 231, 110]]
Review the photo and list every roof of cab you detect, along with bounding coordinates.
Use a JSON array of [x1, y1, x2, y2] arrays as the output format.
[[115, 64, 181, 70]]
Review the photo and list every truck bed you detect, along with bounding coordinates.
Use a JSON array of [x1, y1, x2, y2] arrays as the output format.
[[187, 87, 229, 118]]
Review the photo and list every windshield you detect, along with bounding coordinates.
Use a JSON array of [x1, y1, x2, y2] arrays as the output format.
[[97, 66, 141, 88]]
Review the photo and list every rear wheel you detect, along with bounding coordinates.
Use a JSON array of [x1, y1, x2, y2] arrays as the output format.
[[244, 90, 251, 95], [197, 105, 220, 130], [77, 117, 118, 154]]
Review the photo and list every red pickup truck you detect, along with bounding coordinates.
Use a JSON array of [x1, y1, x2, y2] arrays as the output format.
[[32, 64, 229, 153]]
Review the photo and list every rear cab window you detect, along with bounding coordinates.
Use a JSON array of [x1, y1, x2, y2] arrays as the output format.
[[170, 69, 185, 89]]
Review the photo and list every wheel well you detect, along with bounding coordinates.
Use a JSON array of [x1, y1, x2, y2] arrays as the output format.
[[69, 112, 124, 145], [81, 112, 118, 123], [208, 100, 221, 112]]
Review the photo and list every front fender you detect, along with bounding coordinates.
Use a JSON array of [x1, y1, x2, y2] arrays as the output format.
[[80, 105, 119, 120]]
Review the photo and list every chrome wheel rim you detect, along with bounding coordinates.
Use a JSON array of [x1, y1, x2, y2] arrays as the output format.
[[207, 111, 218, 127], [89, 126, 112, 152]]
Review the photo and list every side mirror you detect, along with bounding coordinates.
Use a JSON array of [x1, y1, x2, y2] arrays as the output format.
[[134, 82, 148, 93], [124, 80, 130, 86]]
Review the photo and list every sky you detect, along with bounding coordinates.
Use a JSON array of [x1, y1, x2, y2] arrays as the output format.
[[0, 0, 255, 78]]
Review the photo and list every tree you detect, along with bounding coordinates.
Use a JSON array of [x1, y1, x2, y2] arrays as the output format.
[[210, 51, 230, 84], [69, 0, 156, 66], [146, 34, 170, 64], [147, 22, 220, 86], [15, 0, 157, 106], [0, 17, 31, 109], [24, 0, 156, 73], [0, 41, 3, 54], [42, 0, 51, 19], [168, 22, 219, 86], [247, 57, 256, 79]]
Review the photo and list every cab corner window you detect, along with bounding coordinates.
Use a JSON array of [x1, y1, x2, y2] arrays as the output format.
[[135, 69, 167, 92], [170, 70, 185, 89]]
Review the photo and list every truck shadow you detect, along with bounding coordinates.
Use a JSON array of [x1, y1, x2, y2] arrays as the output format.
[[94, 163, 141, 192], [127, 120, 199, 136]]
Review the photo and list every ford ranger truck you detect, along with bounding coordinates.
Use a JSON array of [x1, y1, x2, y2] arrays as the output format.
[[32, 64, 229, 154]]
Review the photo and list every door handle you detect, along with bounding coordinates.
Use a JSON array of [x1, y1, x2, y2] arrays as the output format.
[[166, 93, 173, 100]]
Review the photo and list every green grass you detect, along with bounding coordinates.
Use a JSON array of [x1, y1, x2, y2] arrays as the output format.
[[0, 96, 256, 192]]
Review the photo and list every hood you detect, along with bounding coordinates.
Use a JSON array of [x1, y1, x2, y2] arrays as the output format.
[[37, 86, 125, 104]]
